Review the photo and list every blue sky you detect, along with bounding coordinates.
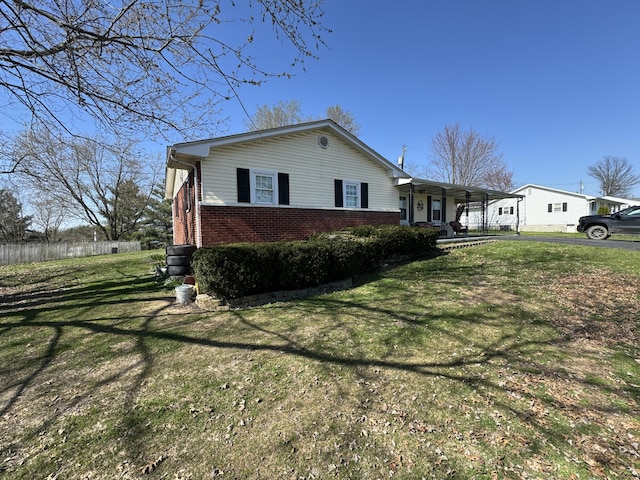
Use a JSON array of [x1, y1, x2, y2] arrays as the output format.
[[219, 0, 640, 197]]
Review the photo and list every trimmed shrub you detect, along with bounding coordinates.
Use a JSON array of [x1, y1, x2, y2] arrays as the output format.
[[192, 225, 440, 299]]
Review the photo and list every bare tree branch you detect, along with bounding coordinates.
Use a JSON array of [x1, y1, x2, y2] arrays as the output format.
[[587, 156, 639, 197], [0, 0, 329, 143], [428, 123, 512, 189]]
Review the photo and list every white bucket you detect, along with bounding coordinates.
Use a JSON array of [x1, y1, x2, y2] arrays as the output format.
[[175, 284, 194, 304]]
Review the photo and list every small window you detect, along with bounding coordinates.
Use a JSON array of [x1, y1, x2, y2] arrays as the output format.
[[335, 179, 368, 208], [253, 173, 275, 204], [553, 203, 561, 212], [432, 199, 442, 221], [344, 182, 359, 207], [399, 196, 407, 221]]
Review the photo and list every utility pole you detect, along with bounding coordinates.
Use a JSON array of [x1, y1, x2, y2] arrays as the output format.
[[397, 145, 407, 170]]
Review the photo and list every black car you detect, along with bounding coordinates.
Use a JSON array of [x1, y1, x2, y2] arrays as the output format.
[[577, 205, 640, 239]]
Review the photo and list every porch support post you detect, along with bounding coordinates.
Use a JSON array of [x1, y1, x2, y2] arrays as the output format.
[[516, 197, 521, 235], [465, 191, 471, 227], [409, 183, 415, 224], [483, 194, 488, 234], [441, 187, 447, 224]]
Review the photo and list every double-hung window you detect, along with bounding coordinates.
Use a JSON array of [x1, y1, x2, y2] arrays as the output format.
[[252, 171, 276, 204], [237, 168, 290, 205], [432, 199, 442, 222], [334, 179, 368, 208], [344, 182, 360, 208], [399, 196, 408, 221]]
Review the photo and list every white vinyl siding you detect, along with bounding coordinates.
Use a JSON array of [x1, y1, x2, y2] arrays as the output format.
[[200, 130, 399, 211]]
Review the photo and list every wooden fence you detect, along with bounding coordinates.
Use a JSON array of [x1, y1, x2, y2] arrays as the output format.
[[0, 241, 141, 266]]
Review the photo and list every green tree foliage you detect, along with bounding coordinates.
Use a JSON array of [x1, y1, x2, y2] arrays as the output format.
[[587, 156, 639, 197], [135, 185, 174, 245], [105, 179, 149, 240], [0, 188, 32, 243]]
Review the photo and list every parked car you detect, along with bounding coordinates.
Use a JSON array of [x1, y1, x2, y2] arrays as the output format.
[[577, 205, 640, 239]]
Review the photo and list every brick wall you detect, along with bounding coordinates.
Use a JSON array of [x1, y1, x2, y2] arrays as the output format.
[[199, 206, 400, 245], [172, 168, 198, 245]]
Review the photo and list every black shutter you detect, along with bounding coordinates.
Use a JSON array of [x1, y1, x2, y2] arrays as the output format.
[[547, 203, 552, 213], [361, 182, 368, 208], [237, 168, 250, 203], [334, 179, 343, 207], [427, 196, 432, 222], [278, 173, 290, 205]]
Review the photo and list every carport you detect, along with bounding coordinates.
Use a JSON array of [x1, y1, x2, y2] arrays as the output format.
[[396, 178, 524, 236]]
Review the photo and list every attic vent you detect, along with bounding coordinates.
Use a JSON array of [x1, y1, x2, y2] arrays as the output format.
[[318, 135, 329, 149]]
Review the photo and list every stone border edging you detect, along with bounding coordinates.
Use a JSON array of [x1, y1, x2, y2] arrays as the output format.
[[194, 278, 353, 311]]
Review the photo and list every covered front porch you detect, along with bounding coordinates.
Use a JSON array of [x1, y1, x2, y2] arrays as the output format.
[[396, 178, 524, 237]]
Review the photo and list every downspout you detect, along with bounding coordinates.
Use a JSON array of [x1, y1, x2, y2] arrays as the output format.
[[194, 164, 201, 247], [169, 155, 202, 248]]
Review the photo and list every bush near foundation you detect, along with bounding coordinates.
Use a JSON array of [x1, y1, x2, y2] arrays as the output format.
[[191, 225, 439, 299]]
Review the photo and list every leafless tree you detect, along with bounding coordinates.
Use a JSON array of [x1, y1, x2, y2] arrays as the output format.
[[246, 100, 309, 130], [428, 123, 513, 189], [587, 156, 639, 197], [31, 195, 66, 242], [12, 128, 159, 240], [245, 100, 360, 135], [325, 104, 360, 136], [0, 0, 329, 143]]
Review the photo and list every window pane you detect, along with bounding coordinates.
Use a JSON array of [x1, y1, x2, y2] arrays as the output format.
[[255, 174, 274, 203], [432, 199, 441, 221], [345, 183, 358, 207]]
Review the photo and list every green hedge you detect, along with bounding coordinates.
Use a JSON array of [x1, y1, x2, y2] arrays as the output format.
[[191, 225, 439, 300]]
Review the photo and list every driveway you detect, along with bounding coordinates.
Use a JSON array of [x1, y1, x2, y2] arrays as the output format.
[[504, 235, 640, 251]]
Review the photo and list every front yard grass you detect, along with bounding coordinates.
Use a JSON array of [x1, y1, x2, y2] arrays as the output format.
[[1, 243, 639, 479]]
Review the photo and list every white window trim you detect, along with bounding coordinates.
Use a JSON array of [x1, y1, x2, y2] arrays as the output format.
[[399, 196, 408, 221], [432, 198, 442, 222], [343, 180, 361, 208], [250, 169, 278, 205]]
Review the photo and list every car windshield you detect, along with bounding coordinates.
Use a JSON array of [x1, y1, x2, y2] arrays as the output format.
[[616, 206, 640, 216]]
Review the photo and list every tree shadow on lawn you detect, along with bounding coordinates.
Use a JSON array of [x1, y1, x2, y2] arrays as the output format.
[[0, 267, 638, 477]]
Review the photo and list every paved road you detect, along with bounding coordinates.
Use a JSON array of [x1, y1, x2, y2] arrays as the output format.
[[501, 235, 640, 251]]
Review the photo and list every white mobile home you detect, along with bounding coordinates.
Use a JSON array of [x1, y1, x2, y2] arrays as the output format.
[[470, 184, 638, 233]]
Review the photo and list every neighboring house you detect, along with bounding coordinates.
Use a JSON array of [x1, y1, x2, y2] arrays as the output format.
[[164, 120, 521, 246], [470, 184, 639, 233]]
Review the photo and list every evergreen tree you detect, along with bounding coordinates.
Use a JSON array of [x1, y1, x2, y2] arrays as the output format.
[[0, 189, 32, 243]]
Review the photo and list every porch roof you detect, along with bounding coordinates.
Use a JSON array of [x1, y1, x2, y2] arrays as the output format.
[[397, 178, 524, 203]]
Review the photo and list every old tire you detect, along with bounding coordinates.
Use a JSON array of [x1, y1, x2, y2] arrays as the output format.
[[166, 255, 191, 266], [586, 225, 609, 240], [167, 265, 190, 276], [166, 244, 197, 256]]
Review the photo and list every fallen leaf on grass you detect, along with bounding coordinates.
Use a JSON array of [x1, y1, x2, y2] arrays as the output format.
[[140, 455, 166, 475]]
